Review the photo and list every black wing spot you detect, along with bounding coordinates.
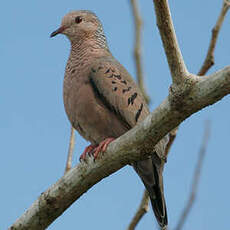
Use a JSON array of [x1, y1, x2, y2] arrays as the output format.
[[113, 87, 118, 91], [122, 86, 132, 94], [128, 98, 131, 105], [114, 74, 121, 80], [104, 68, 111, 74], [91, 68, 96, 73], [111, 81, 116, 84], [107, 74, 113, 78], [135, 103, 143, 122], [128, 93, 138, 105], [98, 66, 103, 70], [121, 80, 127, 85]]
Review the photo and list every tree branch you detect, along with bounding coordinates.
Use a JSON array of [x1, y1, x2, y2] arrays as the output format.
[[130, 0, 150, 103], [127, 190, 150, 230], [174, 121, 211, 230], [152, 0, 189, 84], [9, 66, 230, 230], [162, 0, 230, 172], [128, 1, 229, 228], [198, 0, 230, 75], [65, 126, 75, 173]]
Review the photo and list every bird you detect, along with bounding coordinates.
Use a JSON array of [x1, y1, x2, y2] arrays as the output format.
[[51, 10, 168, 229]]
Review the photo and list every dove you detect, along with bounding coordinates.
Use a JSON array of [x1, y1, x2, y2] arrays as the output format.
[[51, 10, 168, 228]]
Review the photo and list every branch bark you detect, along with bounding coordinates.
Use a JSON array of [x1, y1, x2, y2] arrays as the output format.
[[9, 66, 230, 230], [174, 121, 211, 230]]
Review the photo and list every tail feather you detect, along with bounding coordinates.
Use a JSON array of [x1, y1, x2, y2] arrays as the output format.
[[133, 155, 167, 229], [150, 189, 167, 228]]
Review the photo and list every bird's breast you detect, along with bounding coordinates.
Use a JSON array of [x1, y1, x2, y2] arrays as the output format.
[[63, 74, 128, 144]]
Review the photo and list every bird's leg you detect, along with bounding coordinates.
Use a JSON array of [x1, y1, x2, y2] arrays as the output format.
[[80, 144, 95, 161], [93, 138, 115, 159]]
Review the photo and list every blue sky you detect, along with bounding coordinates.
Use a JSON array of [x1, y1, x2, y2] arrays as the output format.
[[1, 1, 230, 230]]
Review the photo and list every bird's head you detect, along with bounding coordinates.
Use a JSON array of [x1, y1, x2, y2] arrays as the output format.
[[50, 10, 108, 48]]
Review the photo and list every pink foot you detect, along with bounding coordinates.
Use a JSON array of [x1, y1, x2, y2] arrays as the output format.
[[93, 138, 115, 159], [80, 144, 95, 161]]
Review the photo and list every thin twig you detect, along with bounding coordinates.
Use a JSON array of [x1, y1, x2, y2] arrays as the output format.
[[174, 121, 211, 230], [65, 126, 75, 173], [127, 190, 150, 230], [130, 0, 150, 103], [198, 0, 230, 75], [164, 127, 178, 160]]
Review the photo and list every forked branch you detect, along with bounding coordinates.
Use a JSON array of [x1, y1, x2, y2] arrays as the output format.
[[128, 0, 229, 229], [162, 0, 230, 175]]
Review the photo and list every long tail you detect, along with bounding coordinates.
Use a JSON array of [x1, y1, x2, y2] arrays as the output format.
[[133, 155, 167, 229]]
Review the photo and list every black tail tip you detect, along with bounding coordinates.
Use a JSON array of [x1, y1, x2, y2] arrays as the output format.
[[150, 199, 168, 229], [158, 218, 168, 230], [160, 225, 168, 230]]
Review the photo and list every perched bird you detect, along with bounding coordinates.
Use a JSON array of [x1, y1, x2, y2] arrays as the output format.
[[51, 10, 168, 228]]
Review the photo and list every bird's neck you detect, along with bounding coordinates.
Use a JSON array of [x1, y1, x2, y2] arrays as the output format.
[[67, 40, 110, 70]]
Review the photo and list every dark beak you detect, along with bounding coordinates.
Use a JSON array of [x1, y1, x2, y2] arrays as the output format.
[[50, 26, 66, 38]]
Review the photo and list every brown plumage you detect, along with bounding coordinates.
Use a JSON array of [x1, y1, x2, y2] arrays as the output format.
[[51, 10, 168, 228]]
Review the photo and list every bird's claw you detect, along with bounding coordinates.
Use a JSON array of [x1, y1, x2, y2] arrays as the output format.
[[93, 138, 115, 159], [80, 138, 115, 162], [79, 145, 95, 162]]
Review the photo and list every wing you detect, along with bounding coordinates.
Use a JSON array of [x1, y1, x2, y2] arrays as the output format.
[[90, 57, 149, 128]]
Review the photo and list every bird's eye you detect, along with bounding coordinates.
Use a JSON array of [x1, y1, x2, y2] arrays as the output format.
[[75, 16, 83, 24]]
